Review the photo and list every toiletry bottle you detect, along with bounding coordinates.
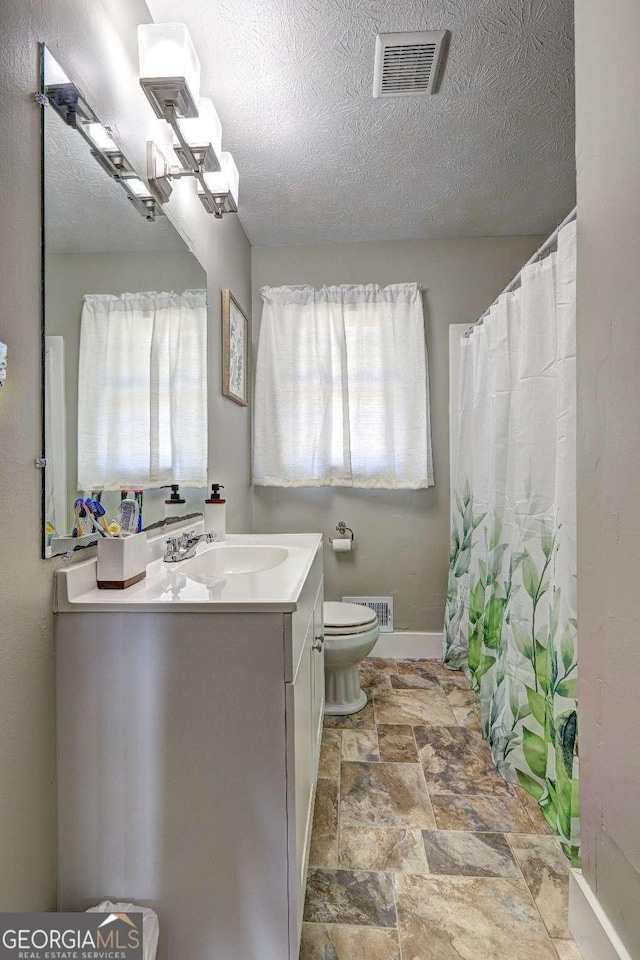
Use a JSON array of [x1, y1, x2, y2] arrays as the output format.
[[204, 484, 226, 540], [117, 498, 140, 536], [162, 483, 186, 520], [121, 489, 143, 532]]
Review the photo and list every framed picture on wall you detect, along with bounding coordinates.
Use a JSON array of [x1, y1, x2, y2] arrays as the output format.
[[221, 289, 250, 406]]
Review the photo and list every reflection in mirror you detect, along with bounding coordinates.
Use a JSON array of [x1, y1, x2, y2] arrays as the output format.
[[42, 47, 208, 558]]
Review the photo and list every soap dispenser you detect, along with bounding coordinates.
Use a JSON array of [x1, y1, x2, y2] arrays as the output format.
[[204, 484, 226, 540], [162, 483, 186, 520]]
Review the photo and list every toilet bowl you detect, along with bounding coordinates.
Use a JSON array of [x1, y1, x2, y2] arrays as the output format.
[[323, 601, 380, 715]]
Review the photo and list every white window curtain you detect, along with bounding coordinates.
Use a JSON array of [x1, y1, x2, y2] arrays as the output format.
[[77, 290, 207, 490], [253, 283, 433, 488]]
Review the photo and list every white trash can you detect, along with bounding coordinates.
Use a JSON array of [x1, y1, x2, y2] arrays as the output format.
[[86, 900, 159, 960]]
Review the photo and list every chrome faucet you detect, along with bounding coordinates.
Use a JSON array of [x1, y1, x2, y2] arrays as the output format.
[[163, 530, 217, 563]]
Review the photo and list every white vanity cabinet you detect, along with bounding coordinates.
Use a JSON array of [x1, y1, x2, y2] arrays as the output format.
[[287, 577, 324, 946], [55, 535, 324, 960]]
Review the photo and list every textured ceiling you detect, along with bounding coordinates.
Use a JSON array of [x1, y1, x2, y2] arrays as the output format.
[[45, 102, 186, 254], [146, 0, 575, 245]]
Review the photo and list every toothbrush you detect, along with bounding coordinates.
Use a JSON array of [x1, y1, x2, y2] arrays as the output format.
[[82, 499, 102, 537], [72, 498, 85, 538], [89, 498, 111, 535], [84, 499, 110, 537]]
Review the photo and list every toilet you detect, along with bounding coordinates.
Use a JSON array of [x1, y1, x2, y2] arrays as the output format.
[[323, 601, 380, 715]]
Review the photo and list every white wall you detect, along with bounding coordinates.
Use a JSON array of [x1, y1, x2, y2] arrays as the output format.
[[252, 236, 542, 631], [575, 0, 640, 954], [0, 0, 251, 908]]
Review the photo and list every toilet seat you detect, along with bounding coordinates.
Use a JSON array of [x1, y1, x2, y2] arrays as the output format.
[[324, 622, 378, 636], [324, 601, 377, 634]]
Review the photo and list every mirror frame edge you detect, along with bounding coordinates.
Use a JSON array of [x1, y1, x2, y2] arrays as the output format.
[[40, 42, 47, 560]]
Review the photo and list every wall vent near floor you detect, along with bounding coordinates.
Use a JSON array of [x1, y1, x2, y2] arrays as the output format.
[[342, 596, 394, 632], [373, 31, 449, 98]]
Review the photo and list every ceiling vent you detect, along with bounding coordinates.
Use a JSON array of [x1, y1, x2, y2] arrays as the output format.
[[373, 31, 448, 98]]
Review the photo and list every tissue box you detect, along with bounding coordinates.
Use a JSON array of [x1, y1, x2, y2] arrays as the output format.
[[97, 533, 148, 589]]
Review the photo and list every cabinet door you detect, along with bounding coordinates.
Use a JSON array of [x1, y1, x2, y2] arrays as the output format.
[[286, 614, 314, 952], [286, 573, 325, 957], [310, 584, 325, 772]]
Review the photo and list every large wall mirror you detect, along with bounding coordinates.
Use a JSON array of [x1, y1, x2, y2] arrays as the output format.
[[42, 46, 208, 558]]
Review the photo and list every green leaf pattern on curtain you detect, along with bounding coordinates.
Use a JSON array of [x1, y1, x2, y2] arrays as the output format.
[[444, 222, 579, 865]]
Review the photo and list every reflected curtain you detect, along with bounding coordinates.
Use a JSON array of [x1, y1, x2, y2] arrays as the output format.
[[444, 222, 578, 863], [77, 290, 207, 490]]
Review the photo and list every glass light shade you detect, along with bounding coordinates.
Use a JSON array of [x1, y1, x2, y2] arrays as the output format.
[[200, 152, 239, 209], [44, 49, 71, 85], [138, 23, 200, 103], [124, 178, 152, 199], [175, 97, 222, 155], [86, 123, 118, 152]]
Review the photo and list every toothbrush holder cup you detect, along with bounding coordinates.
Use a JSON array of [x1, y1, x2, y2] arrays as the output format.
[[97, 532, 149, 589]]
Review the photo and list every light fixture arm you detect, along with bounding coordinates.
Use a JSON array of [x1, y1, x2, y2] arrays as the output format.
[[166, 105, 198, 170], [164, 105, 223, 218]]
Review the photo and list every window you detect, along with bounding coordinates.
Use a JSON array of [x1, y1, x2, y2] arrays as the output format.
[[77, 290, 207, 490], [253, 283, 433, 489]]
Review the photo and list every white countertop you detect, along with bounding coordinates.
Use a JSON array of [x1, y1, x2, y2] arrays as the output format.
[[55, 532, 323, 614]]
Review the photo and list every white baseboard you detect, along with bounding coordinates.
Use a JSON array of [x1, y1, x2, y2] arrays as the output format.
[[372, 631, 443, 660], [570, 869, 633, 960]]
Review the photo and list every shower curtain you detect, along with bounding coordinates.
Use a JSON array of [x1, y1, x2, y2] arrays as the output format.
[[444, 221, 578, 863]]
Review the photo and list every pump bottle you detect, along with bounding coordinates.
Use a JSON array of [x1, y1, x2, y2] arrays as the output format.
[[204, 484, 226, 540], [162, 484, 186, 520]]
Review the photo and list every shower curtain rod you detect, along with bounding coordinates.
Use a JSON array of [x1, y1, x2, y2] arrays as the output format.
[[464, 205, 577, 337]]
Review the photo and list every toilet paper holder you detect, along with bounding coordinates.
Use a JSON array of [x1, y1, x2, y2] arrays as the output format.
[[329, 521, 354, 543]]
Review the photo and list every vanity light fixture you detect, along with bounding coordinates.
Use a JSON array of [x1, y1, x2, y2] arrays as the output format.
[[85, 122, 117, 152], [44, 50, 159, 221], [83, 122, 135, 179], [138, 22, 239, 219], [173, 97, 223, 172], [138, 22, 201, 119], [45, 76, 97, 129], [197, 152, 239, 214], [145, 142, 174, 204], [120, 176, 158, 220]]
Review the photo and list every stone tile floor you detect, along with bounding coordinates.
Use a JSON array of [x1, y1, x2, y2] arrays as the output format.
[[301, 657, 583, 960]]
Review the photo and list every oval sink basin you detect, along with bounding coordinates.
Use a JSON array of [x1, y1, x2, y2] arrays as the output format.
[[183, 545, 289, 580]]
